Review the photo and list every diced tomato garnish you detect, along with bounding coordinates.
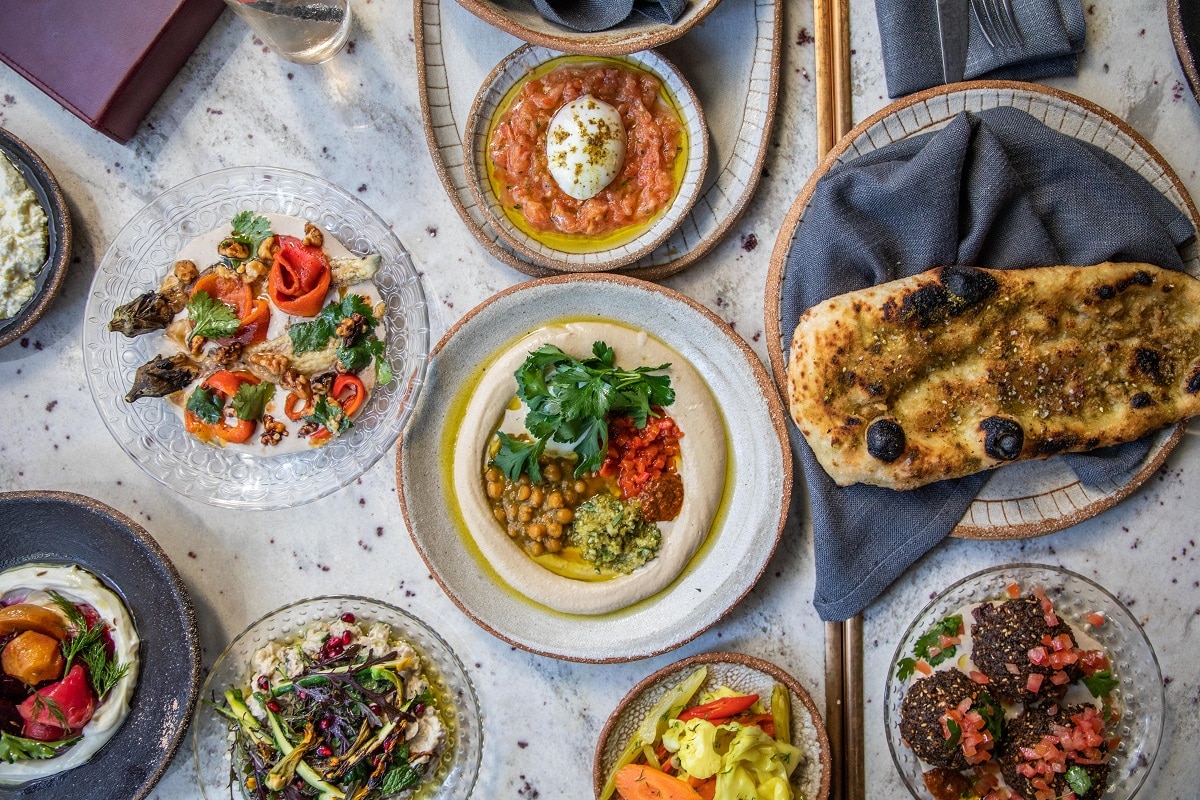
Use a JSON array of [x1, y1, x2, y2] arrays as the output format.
[[969, 670, 990, 685], [1086, 612, 1106, 627], [1028, 646, 1048, 666], [1050, 670, 1071, 686], [1006, 582, 1022, 599], [914, 660, 932, 676], [1026, 673, 1044, 693]]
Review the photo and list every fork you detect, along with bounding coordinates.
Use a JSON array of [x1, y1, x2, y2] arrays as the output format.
[[971, 0, 1024, 49]]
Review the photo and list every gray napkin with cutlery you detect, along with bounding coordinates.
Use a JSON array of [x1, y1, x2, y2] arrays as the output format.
[[531, 0, 687, 33], [780, 107, 1196, 621], [875, 0, 1086, 97]]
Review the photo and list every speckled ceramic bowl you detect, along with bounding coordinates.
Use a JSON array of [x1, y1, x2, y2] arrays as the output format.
[[593, 652, 831, 800], [191, 595, 482, 800], [0, 128, 71, 349], [465, 46, 708, 273], [397, 273, 790, 662], [451, 0, 725, 57], [0, 490, 200, 800], [884, 564, 1164, 800]]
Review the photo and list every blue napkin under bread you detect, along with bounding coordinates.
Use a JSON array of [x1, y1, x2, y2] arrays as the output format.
[[532, 0, 686, 32], [780, 107, 1196, 621], [874, 0, 1086, 97]]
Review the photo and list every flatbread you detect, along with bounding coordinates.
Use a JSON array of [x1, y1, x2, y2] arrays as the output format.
[[786, 262, 1200, 490]]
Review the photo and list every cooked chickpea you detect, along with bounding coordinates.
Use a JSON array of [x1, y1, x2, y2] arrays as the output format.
[[547, 492, 564, 509], [527, 523, 546, 541], [516, 485, 531, 502], [547, 521, 563, 538], [545, 538, 563, 553], [574, 481, 587, 494], [563, 489, 578, 504], [555, 508, 574, 524], [517, 506, 533, 523], [530, 487, 544, 507], [493, 509, 506, 523], [486, 481, 503, 499], [528, 541, 544, 556], [486, 467, 501, 482], [544, 464, 561, 481]]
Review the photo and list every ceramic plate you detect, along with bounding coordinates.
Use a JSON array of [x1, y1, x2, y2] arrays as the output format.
[[0, 128, 72, 349], [1169, 0, 1200, 104], [192, 596, 481, 800], [464, 47, 708, 272], [0, 491, 200, 800], [397, 274, 789, 662], [765, 81, 1200, 540], [883, 564, 1164, 800], [593, 651, 831, 800], [82, 167, 430, 510], [451, 0, 724, 56], [415, 0, 780, 280]]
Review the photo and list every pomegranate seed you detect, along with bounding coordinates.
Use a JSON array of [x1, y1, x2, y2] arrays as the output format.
[[369, 704, 381, 714], [316, 745, 333, 757], [256, 676, 269, 691], [341, 630, 354, 645], [298, 690, 308, 700], [266, 700, 281, 713], [414, 703, 426, 716], [326, 642, 343, 657], [341, 613, 356, 623], [318, 718, 331, 730]]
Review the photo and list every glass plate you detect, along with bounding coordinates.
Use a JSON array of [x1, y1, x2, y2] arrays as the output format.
[[82, 167, 430, 509], [883, 564, 1164, 800], [191, 596, 482, 800]]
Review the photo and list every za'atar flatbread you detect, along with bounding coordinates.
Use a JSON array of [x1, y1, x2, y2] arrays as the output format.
[[786, 262, 1200, 490]]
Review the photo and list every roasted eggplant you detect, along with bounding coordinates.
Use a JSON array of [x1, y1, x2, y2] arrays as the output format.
[[125, 353, 200, 402]]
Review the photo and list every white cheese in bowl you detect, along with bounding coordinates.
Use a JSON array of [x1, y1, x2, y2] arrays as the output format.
[[0, 156, 49, 320]]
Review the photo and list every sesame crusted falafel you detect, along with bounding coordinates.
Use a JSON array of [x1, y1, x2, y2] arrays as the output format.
[[971, 596, 1083, 703], [900, 669, 998, 770]]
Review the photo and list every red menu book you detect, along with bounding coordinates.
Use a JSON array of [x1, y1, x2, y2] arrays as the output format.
[[0, 0, 225, 143]]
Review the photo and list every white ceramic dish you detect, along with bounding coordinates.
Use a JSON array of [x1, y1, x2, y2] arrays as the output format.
[[593, 651, 831, 800], [464, 46, 708, 272], [766, 81, 1200, 540], [191, 595, 482, 800], [415, 0, 781, 280], [397, 273, 790, 662], [883, 564, 1164, 800], [82, 167, 430, 510]]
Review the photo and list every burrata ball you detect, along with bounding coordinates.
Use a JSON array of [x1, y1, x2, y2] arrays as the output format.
[[545, 96, 626, 201]]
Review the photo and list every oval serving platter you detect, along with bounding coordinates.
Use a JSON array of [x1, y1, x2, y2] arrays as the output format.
[[0, 490, 200, 800], [451, 0, 724, 57], [765, 81, 1200, 540], [414, 0, 780, 280], [594, 652, 831, 800], [397, 273, 790, 662]]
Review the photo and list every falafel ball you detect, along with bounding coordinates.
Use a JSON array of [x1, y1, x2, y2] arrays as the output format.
[[971, 596, 1083, 703], [998, 705, 1110, 800], [900, 669, 995, 770]]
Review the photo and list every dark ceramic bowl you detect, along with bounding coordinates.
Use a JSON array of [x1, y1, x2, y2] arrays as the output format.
[[0, 491, 200, 800], [0, 129, 71, 349]]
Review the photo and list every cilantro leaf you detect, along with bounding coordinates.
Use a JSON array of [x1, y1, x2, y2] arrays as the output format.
[[1065, 765, 1092, 797], [1083, 669, 1119, 698], [975, 690, 1003, 743], [187, 290, 240, 341], [186, 386, 224, 424], [895, 657, 916, 681], [493, 340, 675, 482], [911, 615, 963, 667], [943, 717, 962, 750], [306, 395, 351, 436], [0, 731, 80, 764], [491, 433, 545, 483], [232, 382, 275, 421], [230, 211, 272, 252]]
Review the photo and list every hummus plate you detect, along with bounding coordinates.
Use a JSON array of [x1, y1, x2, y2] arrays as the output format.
[[397, 274, 790, 662]]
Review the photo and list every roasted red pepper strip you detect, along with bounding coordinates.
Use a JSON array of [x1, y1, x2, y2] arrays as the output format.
[[284, 391, 312, 421], [332, 374, 366, 417], [226, 297, 271, 346], [184, 370, 257, 444], [677, 693, 759, 722], [191, 271, 253, 319], [268, 235, 331, 317]]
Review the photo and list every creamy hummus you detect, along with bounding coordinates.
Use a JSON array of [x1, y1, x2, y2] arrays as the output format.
[[0, 565, 140, 787], [0, 155, 49, 320], [453, 321, 726, 615]]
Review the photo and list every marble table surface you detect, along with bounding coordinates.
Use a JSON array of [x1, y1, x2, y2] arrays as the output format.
[[1, 0, 1198, 798]]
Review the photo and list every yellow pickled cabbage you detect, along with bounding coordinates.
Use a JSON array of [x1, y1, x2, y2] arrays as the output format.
[[661, 718, 804, 800]]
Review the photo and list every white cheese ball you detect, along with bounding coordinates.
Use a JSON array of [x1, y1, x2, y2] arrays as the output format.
[[545, 96, 626, 201]]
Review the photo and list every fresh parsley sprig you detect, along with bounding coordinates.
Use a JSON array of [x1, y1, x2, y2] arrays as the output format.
[[289, 295, 392, 384], [186, 290, 240, 342], [1083, 669, 1119, 699], [895, 615, 964, 680], [230, 210, 273, 255], [491, 341, 675, 483]]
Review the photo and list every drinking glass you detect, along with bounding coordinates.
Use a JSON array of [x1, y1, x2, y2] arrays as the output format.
[[224, 0, 352, 64]]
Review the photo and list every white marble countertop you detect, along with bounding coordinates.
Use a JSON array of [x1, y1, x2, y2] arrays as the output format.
[[1, 0, 1197, 798]]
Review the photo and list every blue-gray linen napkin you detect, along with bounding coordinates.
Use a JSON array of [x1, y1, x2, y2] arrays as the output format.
[[780, 107, 1196, 622], [531, 0, 686, 33], [875, 0, 1087, 97]]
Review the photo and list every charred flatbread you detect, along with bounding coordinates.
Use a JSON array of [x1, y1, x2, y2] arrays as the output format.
[[786, 262, 1200, 490]]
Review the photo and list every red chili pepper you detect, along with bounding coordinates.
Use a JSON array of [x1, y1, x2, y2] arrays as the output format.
[[332, 373, 366, 417], [267, 235, 331, 317], [677, 693, 759, 722]]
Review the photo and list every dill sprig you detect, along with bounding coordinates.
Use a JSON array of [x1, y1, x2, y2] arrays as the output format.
[[48, 592, 130, 698]]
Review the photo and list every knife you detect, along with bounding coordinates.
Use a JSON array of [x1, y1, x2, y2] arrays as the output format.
[[936, 0, 970, 84]]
